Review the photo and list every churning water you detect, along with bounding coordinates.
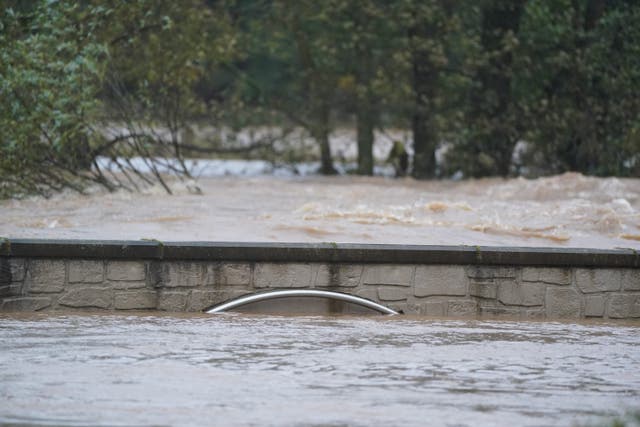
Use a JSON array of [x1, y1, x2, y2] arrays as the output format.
[[1, 313, 638, 427], [2, 172, 639, 249]]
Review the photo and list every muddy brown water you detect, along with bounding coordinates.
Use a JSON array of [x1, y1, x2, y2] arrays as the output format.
[[2, 172, 639, 249], [2, 171, 639, 425], [1, 313, 638, 427]]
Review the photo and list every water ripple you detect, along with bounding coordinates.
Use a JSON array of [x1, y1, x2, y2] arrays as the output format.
[[0, 314, 638, 427]]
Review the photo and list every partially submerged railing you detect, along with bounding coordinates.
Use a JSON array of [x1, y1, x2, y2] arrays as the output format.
[[206, 289, 399, 315]]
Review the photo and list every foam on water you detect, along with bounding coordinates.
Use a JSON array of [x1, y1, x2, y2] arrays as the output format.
[[1, 170, 639, 248]]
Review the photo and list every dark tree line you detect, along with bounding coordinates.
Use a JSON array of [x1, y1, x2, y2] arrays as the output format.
[[1, 0, 639, 197]]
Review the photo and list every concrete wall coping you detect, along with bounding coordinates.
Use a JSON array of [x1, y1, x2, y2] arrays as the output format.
[[1, 238, 638, 268]]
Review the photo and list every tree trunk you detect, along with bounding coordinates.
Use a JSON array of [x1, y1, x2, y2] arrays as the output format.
[[355, 42, 375, 176], [468, 0, 526, 177], [584, 0, 605, 31], [356, 105, 375, 175], [289, 7, 336, 175], [564, 0, 606, 173], [313, 97, 337, 175], [409, 22, 438, 179]]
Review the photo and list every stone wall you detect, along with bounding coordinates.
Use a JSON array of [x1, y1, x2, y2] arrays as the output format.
[[1, 252, 639, 320]]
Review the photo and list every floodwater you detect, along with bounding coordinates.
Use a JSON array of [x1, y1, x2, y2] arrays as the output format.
[[0, 313, 638, 427], [1, 171, 639, 249]]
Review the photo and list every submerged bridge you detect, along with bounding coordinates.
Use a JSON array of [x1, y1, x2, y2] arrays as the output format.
[[1, 239, 639, 320]]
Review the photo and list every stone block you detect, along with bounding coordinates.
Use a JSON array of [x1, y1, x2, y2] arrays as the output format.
[[522, 267, 570, 285], [447, 300, 477, 317], [207, 263, 252, 286], [466, 266, 516, 279], [607, 294, 640, 319], [1, 296, 51, 311], [356, 288, 378, 302], [26, 260, 66, 293], [107, 262, 146, 282], [311, 263, 337, 288], [423, 301, 445, 317], [498, 281, 544, 306], [187, 289, 247, 311], [415, 265, 467, 297], [147, 261, 163, 288], [523, 309, 545, 320], [401, 303, 421, 315], [313, 264, 331, 287], [469, 282, 497, 299], [68, 260, 104, 284], [316, 264, 363, 288], [479, 306, 520, 318], [584, 295, 605, 317], [0, 259, 10, 286], [1, 258, 26, 285], [576, 269, 623, 293], [221, 263, 252, 286], [59, 287, 112, 309], [188, 290, 220, 311], [0, 283, 23, 298], [363, 265, 413, 286], [622, 270, 640, 291], [378, 287, 408, 301], [545, 287, 581, 319], [157, 291, 188, 311], [254, 263, 312, 288], [521, 282, 546, 306], [10, 259, 26, 282], [162, 262, 206, 288], [115, 290, 157, 310], [112, 280, 148, 290], [336, 265, 364, 287]]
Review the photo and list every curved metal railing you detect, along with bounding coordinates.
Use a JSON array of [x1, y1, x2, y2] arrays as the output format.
[[205, 289, 399, 315]]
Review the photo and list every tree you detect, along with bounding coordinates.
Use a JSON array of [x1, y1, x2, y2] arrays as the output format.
[[518, 0, 640, 176], [400, 0, 462, 179], [0, 0, 237, 197], [226, 0, 341, 174], [465, 0, 527, 177], [0, 2, 107, 197], [329, 0, 398, 175], [98, 0, 236, 191]]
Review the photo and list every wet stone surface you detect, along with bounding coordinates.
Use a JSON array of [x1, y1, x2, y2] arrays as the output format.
[[1, 258, 639, 320]]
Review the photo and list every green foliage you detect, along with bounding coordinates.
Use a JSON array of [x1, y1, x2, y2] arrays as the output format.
[[448, 0, 640, 178], [103, 0, 235, 120], [1, 0, 237, 197], [226, 0, 349, 173], [518, 0, 640, 176], [95, 0, 238, 185], [445, 0, 527, 177], [2, 0, 639, 199], [0, 1, 107, 197]]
